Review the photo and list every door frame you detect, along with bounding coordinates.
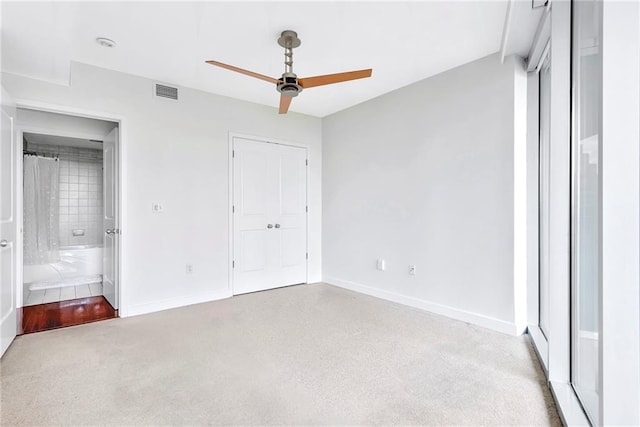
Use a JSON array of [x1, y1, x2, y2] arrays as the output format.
[[227, 132, 309, 295], [528, 40, 551, 375], [12, 100, 126, 314]]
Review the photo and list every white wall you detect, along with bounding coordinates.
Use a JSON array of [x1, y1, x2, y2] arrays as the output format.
[[322, 53, 524, 335], [2, 62, 322, 316], [17, 108, 117, 140]]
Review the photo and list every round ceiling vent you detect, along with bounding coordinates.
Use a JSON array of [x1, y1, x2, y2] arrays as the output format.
[[95, 37, 116, 48]]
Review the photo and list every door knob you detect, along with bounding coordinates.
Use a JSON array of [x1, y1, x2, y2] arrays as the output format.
[[275, 224, 281, 229], [105, 229, 114, 235], [267, 224, 273, 229], [0, 240, 7, 248]]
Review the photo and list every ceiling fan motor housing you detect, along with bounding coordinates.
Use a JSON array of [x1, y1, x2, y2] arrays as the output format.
[[277, 72, 302, 97]]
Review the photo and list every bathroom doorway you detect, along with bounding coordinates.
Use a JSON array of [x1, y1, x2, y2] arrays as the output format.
[[17, 108, 120, 333]]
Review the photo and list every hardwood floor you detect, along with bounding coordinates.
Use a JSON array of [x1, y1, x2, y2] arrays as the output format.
[[19, 296, 117, 335]]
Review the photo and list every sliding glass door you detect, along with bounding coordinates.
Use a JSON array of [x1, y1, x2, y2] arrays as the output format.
[[571, 0, 601, 423], [538, 48, 551, 340]]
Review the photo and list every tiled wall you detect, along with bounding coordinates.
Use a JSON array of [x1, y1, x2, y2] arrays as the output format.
[[26, 143, 103, 247]]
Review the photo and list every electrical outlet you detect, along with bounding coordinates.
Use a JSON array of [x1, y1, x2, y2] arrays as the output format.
[[409, 265, 416, 275], [377, 259, 386, 271], [186, 264, 193, 274]]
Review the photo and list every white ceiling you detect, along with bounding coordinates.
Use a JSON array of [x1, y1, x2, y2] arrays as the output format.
[[1, 1, 510, 117]]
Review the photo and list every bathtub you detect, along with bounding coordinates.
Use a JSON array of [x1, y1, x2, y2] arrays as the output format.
[[23, 245, 103, 291]]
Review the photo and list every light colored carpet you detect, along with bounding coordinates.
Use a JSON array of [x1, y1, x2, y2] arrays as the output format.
[[1, 283, 560, 425]]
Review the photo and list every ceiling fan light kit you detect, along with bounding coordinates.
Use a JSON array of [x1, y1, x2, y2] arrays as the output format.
[[206, 30, 372, 114]]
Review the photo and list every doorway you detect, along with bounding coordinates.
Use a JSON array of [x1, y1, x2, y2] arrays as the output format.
[[231, 136, 308, 295], [17, 109, 121, 333]]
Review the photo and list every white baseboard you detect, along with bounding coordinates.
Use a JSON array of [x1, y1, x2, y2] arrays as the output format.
[[324, 276, 520, 336], [124, 289, 232, 317]]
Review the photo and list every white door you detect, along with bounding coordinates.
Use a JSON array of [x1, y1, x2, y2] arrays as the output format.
[[276, 144, 308, 285], [102, 127, 119, 309], [1, 105, 17, 356], [233, 137, 307, 295]]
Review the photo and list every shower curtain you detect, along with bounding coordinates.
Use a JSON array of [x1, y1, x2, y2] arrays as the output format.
[[23, 155, 60, 265]]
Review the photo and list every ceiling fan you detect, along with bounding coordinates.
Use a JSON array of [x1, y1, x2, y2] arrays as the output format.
[[206, 30, 373, 114]]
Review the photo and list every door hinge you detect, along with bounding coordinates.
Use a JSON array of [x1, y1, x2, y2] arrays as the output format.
[[306, 252, 308, 260], [232, 205, 235, 213], [232, 260, 235, 268], [305, 205, 308, 213], [305, 159, 308, 166], [232, 150, 235, 158]]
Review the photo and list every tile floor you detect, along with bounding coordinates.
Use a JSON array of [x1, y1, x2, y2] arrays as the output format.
[[24, 282, 103, 306]]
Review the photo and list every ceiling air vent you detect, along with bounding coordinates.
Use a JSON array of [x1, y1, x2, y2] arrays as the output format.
[[154, 83, 178, 100]]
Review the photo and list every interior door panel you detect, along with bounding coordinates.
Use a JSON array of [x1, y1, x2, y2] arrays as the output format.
[[1, 106, 17, 356], [233, 137, 307, 295], [102, 128, 119, 309]]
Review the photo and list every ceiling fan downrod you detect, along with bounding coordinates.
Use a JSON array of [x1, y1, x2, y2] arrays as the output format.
[[277, 30, 303, 97], [284, 46, 294, 74]]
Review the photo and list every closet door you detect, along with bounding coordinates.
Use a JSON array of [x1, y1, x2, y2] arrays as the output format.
[[274, 144, 307, 286], [232, 137, 307, 295]]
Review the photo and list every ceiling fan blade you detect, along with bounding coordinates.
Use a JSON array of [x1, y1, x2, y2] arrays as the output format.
[[279, 94, 293, 114], [205, 60, 279, 84], [298, 69, 372, 89]]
